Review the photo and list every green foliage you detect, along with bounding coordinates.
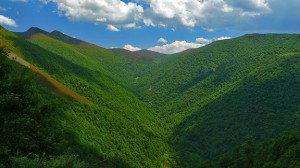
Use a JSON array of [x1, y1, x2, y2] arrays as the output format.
[[217, 130, 300, 168], [1, 26, 300, 168], [0, 47, 64, 166], [11, 155, 85, 168], [138, 34, 300, 167]]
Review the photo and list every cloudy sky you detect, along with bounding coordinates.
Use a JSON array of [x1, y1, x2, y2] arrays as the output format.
[[0, 0, 300, 54]]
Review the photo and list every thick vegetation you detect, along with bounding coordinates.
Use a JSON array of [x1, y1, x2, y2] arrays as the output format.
[[0, 47, 85, 167], [1, 26, 299, 167], [218, 129, 300, 168]]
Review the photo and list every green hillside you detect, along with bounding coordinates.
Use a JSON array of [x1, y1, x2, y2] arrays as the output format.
[[1, 26, 299, 167], [1, 27, 174, 168], [134, 34, 300, 166]]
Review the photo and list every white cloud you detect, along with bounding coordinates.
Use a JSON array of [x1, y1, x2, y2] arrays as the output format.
[[123, 23, 141, 29], [149, 41, 204, 54], [216, 36, 231, 41], [143, 0, 272, 29], [47, 0, 143, 29], [44, 0, 274, 31], [0, 15, 17, 27], [157, 37, 167, 44], [149, 36, 232, 54], [123, 44, 141, 51], [107, 25, 120, 32], [42, 0, 300, 32], [196, 37, 211, 44]]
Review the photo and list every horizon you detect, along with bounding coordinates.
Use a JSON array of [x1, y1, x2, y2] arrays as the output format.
[[1, 0, 300, 54]]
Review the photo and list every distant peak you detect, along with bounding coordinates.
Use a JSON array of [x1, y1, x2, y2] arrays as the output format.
[[49, 30, 85, 45], [26, 27, 49, 35], [50, 30, 65, 35], [134, 49, 166, 56], [15, 27, 49, 39]]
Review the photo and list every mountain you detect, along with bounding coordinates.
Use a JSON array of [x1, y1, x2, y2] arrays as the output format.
[[134, 49, 167, 58], [110, 48, 166, 62], [1, 27, 299, 168], [16, 28, 98, 47], [111, 48, 152, 61], [1, 26, 173, 168]]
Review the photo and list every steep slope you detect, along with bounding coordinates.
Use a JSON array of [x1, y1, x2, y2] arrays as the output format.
[[19, 28, 165, 89], [1, 26, 174, 167], [135, 34, 300, 166], [2, 28, 90, 103]]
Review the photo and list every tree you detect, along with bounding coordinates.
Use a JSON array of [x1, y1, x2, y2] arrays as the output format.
[[242, 136, 255, 168]]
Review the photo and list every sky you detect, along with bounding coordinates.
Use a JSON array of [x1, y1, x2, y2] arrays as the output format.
[[0, 0, 300, 54]]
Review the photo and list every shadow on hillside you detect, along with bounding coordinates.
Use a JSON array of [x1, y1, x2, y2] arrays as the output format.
[[8, 35, 123, 98], [169, 55, 300, 167]]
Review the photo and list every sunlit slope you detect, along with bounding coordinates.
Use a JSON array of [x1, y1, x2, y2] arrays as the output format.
[[0, 27, 90, 103], [26, 31, 164, 90], [1, 27, 174, 168]]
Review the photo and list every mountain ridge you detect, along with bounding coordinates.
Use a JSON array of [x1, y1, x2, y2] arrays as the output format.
[[16, 27, 166, 57]]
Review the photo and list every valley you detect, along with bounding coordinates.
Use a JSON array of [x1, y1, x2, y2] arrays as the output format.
[[0, 26, 299, 168]]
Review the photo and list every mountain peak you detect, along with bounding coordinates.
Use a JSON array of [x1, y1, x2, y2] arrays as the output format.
[[50, 30, 65, 36], [15, 27, 49, 38], [27, 27, 49, 36], [49, 30, 83, 45]]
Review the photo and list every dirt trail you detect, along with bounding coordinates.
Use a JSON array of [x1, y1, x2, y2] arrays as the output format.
[[8, 52, 91, 103], [8, 53, 30, 68]]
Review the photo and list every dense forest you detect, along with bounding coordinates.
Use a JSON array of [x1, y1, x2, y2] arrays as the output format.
[[0, 26, 299, 167]]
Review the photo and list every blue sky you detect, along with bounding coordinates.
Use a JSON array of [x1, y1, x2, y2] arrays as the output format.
[[0, 0, 300, 54]]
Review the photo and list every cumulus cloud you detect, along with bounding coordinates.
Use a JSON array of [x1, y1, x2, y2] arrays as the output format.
[[40, 0, 300, 32], [107, 25, 120, 32], [157, 37, 167, 44], [47, 0, 143, 29], [196, 37, 211, 44], [43, 0, 276, 31], [143, 0, 272, 29], [123, 44, 141, 51], [149, 41, 205, 54], [149, 36, 232, 54], [216, 36, 231, 41], [0, 15, 17, 27]]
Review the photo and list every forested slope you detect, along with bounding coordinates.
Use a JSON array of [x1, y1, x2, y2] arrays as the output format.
[[134, 34, 300, 166], [1, 26, 299, 167], [1, 26, 174, 168]]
